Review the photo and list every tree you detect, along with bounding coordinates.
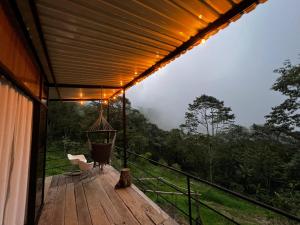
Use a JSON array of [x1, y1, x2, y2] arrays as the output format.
[[182, 95, 235, 182], [182, 95, 235, 136], [266, 60, 300, 134]]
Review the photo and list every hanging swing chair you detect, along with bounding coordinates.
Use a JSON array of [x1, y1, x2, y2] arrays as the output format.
[[86, 103, 116, 171]]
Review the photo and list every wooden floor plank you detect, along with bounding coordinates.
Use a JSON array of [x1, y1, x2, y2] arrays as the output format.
[[83, 181, 111, 225], [38, 175, 61, 225], [74, 183, 92, 225], [52, 176, 67, 225], [44, 176, 53, 201], [97, 175, 140, 225], [92, 179, 124, 225], [105, 167, 177, 225], [102, 172, 155, 225], [64, 183, 78, 225], [50, 175, 60, 188]]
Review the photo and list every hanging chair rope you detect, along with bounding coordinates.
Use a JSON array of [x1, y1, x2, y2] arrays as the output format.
[[86, 102, 116, 166], [87, 104, 115, 133]]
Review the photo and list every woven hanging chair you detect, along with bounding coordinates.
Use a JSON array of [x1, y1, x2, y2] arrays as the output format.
[[86, 104, 116, 170]]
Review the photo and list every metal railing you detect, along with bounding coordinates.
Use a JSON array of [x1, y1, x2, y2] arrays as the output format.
[[114, 148, 300, 225]]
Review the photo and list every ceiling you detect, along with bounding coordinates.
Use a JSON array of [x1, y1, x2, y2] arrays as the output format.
[[18, 0, 266, 100]]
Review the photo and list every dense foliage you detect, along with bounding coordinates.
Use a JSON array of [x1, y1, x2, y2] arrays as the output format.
[[47, 60, 300, 216]]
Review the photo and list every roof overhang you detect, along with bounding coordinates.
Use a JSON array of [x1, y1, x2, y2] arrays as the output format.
[[15, 0, 267, 101]]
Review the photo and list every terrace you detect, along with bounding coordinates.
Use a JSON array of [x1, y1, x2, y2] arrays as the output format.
[[1, 0, 300, 225], [40, 166, 177, 225]]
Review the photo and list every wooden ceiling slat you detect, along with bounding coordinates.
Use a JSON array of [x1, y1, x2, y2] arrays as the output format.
[[49, 52, 154, 68], [51, 60, 148, 74], [46, 36, 162, 60], [73, 0, 194, 40], [52, 66, 133, 76], [43, 26, 169, 57], [38, 4, 178, 49], [37, 0, 184, 45], [46, 38, 161, 64], [41, 22, 171, 55], [40, 15, 176, 53]]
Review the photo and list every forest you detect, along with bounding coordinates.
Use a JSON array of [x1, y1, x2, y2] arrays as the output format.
[[47, 60, 300, 219]]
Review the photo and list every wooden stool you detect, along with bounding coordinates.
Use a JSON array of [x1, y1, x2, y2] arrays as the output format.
[[115, 168, 131, 189]]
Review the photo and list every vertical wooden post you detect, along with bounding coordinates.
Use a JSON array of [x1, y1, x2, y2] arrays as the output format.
[[107, 100, 110, 142], [107, 100, 110, 123]]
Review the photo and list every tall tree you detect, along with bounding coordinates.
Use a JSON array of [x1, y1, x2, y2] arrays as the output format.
[[182, 95, 235, 182], [265, 60, 300, 134], [182, 95, 235, 135]]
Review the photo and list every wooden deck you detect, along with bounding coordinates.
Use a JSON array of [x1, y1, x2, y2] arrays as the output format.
[[39, 166, 178, 225]]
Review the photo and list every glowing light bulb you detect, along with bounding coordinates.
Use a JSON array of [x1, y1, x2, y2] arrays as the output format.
[[201, 39, 206, 44], [80, 101, 84, 105], [113, 96, 116, 100], [104, 100, 108, 104], [198, 14, 203, 19], [179, 31, 184, 36], [121, 90, 124, 94], [134, 71, 138, 75], [120, 81, 123, 85]]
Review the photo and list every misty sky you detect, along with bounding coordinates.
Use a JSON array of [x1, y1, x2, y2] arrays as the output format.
[[127, 0, 300, 131]]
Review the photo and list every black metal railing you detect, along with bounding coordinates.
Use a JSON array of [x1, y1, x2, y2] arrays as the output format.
[[113, 148, 300, 225]]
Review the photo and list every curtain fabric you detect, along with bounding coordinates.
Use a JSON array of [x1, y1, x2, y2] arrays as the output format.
[[0, 77, 33, 225]]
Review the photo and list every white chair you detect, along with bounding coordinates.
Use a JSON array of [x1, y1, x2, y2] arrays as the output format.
[[67, 154, 87, 175], [67, 154, 87, 164]]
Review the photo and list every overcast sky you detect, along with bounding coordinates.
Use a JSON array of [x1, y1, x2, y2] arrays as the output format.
[[127, 0, 300, 131]]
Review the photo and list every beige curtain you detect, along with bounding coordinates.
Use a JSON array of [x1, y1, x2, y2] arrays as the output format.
[[0, 77, 33, 225]]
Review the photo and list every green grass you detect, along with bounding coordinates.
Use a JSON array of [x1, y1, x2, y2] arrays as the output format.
[[46, 148, 298, 225]]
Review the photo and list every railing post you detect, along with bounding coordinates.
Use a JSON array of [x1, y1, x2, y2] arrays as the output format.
[[187, 176, 192, 225], [122, 89, 127, 168], [106, 100, 110, 143]]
